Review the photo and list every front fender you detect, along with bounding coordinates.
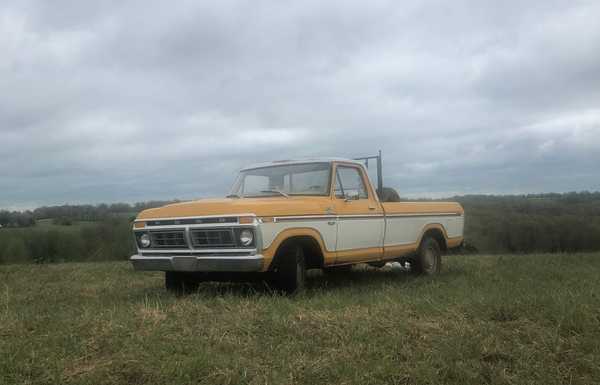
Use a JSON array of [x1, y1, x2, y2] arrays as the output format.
[[260, 227, 334, 271]]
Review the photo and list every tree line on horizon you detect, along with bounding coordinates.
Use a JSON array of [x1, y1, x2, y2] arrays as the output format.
[[0, 201, 178, 228], [0, 192, 599, 264]]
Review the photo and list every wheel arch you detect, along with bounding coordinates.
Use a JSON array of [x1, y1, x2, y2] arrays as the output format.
[[263, 228, 330, 271], [417, 224, 449, 253]]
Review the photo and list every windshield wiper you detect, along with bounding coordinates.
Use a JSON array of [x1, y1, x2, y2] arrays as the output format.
[[226, 194, 241, 198], [260, 189, 289, 198]]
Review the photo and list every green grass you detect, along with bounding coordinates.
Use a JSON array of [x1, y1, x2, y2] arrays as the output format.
[[0, 220, 99, 239], [1, 254, 599, 385], [0, 220, 96, 237], [35, 219, 99, 231]]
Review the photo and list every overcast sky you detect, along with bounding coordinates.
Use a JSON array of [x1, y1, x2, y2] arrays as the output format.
[[1, 0, 600, 209]]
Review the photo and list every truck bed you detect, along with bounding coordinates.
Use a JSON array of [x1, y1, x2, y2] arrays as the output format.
[[381, 201, 464, 258]]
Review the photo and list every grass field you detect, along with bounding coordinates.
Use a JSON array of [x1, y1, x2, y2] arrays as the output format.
[[35, 219, 100, 230], [1, 253, 599, 385], [0, 220, 97, 237]]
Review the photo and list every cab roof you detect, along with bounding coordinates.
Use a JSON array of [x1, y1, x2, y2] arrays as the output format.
[[240, 157, 365, 171]]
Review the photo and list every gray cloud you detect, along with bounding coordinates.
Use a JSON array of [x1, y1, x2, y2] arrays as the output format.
[[1, 0, 600, 209]]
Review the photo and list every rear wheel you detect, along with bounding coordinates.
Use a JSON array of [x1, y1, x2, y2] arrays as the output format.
[[165, 272, 200, 294], [413, 236, 442, 275], [274, 245, 306, 294]]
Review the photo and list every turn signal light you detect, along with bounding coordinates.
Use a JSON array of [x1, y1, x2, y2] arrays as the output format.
[[133, 221, 146, 229], [239, 216, 254, 224]]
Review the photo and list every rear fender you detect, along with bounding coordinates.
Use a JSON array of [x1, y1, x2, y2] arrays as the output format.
[[417, 224, 449, 252]]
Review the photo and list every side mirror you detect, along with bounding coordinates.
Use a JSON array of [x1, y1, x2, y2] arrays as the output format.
[[344, 191, 360, 202]]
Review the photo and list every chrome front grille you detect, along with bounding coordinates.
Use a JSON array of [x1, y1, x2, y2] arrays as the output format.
[[150, 231, 187, 248], [190, 229, 236, 248]]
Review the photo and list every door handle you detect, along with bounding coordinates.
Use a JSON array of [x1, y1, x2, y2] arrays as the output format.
[[327, 221, 336, 226], [368, 206, 376, 210]]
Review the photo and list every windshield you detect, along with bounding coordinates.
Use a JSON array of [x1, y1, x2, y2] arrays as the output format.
[[230, 162, 332, 197]]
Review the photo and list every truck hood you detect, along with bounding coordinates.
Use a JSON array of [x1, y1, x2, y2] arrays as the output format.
[[136, 197, 332, 220]]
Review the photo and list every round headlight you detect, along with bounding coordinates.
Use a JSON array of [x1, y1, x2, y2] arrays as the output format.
[[139, 233, 151, 248], [239, 229, 254, 246]]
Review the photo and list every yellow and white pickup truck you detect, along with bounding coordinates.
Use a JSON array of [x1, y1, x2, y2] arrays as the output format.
[[131, 157, 464, 293]]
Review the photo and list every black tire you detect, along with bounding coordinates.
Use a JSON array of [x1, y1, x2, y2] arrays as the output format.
[[413, 236, 442, 275], [165, 271, 199, 294], [274, 245, 306, 294]]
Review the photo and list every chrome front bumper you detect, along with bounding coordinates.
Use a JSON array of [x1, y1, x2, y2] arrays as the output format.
[[130, 254, 264, 272]]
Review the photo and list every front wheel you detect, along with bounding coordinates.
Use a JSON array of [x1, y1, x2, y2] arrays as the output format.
[[413, 236, 442, 275], [274, 245, 306, 294]]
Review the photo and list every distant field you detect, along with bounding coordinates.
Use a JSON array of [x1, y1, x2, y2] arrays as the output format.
[[1, 219, 95, 233], [0, 219, 132, 265], [36, 219, 98, 226], [34, 219, 99, 230], [1, 253, 599, 385]]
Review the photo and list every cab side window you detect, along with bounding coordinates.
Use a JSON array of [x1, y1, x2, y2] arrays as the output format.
[[335, 166, 368, 199]]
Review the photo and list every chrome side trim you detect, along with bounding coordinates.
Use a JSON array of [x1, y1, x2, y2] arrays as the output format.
[[274, 215, 336, 222], [337, 215, 385, 220], [273, 214, 384, 222], [384, 242, 415, 247]]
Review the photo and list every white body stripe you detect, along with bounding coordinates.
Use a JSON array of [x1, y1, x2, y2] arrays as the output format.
[[383, 214, 464, 246], [261, 220, 338, 251], [261, 214, 464, 252], [336, 217, 384, 251]]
